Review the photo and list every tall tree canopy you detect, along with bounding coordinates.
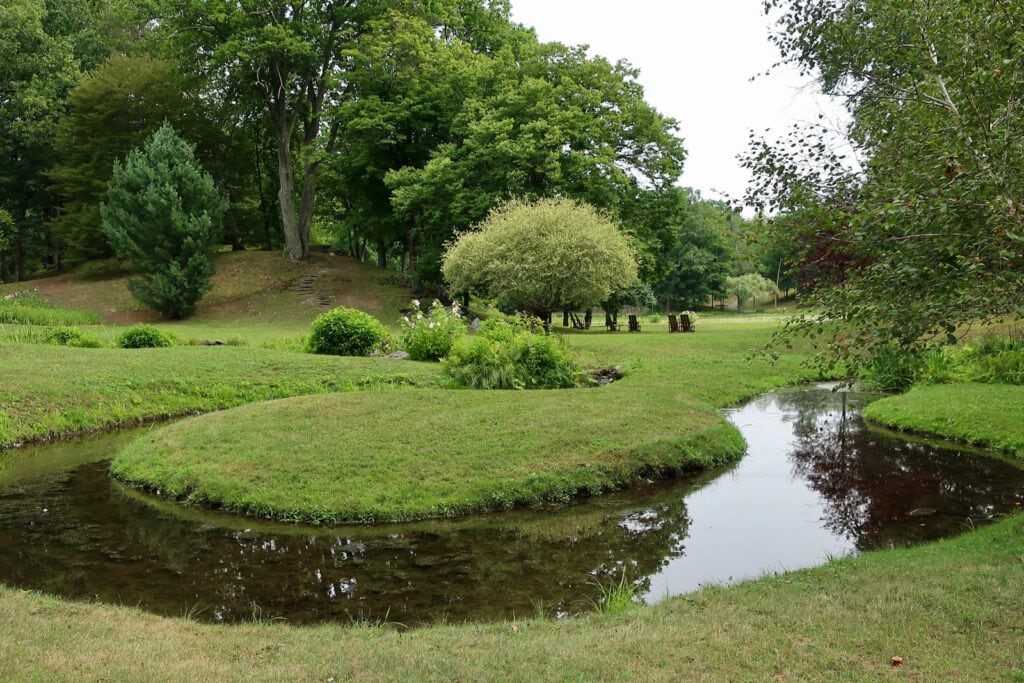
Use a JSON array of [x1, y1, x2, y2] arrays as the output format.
[[653, 189, 734, 311], [0, 0, 78, 281], [746, 0, 1024, 377], [387, 35, 684, 288], [51, 55, 198, 259], [150, 0, 513, 261]]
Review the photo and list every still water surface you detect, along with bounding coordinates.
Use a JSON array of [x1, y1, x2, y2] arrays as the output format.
[[1, 385, 1021, 625]]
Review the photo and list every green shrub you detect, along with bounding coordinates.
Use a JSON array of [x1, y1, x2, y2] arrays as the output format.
[[308, 307, 390, 357], [43, 326, 103, 348], [117, 324, 176, 348], [399, 299, 467, 361], [101, 123, 226, 318], [443, 318, 585, 389], [856, 342, 924, 392], [959, 334, 1024, 385]]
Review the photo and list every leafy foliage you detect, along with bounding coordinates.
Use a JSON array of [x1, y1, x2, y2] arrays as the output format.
[[51, 55, 206, 260], [860, 333, 1024, 391], [43, 326, 103, 348], [442, 198, 638, 319], [724, 273, 778, 312], [0, 0, 79, 282], [399, 298, 466, 361], [307, 307, 390, 357], [117, 324, 176, 349], [386, 35, 685, 287], [747, 0, 1024, 378], [101, 123, 226, 319], [652, 189, 734, 310], [442, 317, 585, 390]]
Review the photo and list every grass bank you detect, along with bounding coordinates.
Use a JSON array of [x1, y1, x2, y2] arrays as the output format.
[[863, 383, 1024, 460], [110, 388, 745, 524], [1, 512, 1020, 681], [109, 321, 815, 524], [0, 344, 442, 448]]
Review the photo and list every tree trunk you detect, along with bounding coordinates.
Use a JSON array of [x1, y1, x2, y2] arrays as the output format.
[[14, 236, 26, 282], [376, 238, 387, 269], [274, 114, 304, 260], [296, 158, 321, 257]]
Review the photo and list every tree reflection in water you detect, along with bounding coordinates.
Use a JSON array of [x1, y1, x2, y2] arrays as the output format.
[[779, 387, 1024, 551], [1, 387, 1022, 625]]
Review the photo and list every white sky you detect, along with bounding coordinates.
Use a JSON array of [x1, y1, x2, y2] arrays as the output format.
[[508, 0, 843, 208]]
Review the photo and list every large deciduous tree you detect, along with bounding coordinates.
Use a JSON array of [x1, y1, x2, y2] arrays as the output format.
[[0, 0, 78, 282], [653, 189, 734, 311], [101, 123, 226, 318], [151, 0, 510, 262], [442, 197, 638, 322], [51, 55, 197, 259], [745, 0, 1024, 378], [387, 35, 685, 288]]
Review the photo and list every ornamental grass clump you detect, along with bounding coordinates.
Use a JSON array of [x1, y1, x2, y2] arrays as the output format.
[[0, 290, 101, 325], [443, 317, 585, 389], [307, 306, 390, 357], [399, 299, 467, 361]]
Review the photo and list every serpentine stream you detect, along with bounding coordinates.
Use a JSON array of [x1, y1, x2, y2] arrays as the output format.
[[1, 384, 1020, 625]]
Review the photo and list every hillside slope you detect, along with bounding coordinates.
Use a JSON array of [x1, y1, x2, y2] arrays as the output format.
[[3, 249, 411, 328]]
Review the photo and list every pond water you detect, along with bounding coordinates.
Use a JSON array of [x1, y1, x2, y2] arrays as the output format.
[[1, 385, 1021, 626]]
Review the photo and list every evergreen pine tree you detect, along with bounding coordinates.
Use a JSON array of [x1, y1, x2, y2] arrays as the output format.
[[101, 122, 226, 318]]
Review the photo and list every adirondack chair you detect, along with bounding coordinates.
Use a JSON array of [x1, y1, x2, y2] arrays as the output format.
[[668, 314, 680, 333], [628, 314, 641, 332], [680, 313, 695, 333], [605, 314, 619, 331]]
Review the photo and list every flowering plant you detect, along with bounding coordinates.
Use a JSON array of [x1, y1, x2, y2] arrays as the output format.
[[399, 298, 467, 361]]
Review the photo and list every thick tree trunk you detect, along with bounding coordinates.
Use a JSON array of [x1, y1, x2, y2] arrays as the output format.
[[275, 118, 305, 260], [296, 160, 320, 256], [375, 239, 387, 268]]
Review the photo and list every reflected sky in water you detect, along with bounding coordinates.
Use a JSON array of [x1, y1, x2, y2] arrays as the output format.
[[1, 385, 1021, 625]]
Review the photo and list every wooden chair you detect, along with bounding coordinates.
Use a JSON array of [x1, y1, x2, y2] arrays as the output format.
[[569, 312, 586, 329], [667, 314, 680, 333], [628, 314, 641, 332], [680, 313, 694, 333], [604, 314, 618, 332]]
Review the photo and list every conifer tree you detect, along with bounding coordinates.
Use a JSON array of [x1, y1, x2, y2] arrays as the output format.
[[102, 123, 226, 318]]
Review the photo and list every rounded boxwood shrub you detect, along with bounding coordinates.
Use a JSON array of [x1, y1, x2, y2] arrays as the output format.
[[43, 326, 103, 348], [308, 307, 390, 357], [117, 324, 176, 348]]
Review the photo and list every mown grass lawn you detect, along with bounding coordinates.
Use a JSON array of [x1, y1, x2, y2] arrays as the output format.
[[107, 319, 817, 524], [864, 383, 1024, 460], [3, 254, 1023, 681]]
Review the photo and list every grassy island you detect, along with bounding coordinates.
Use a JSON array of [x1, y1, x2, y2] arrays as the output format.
[[864, 383, 1024, 460], [109, 384, 745, 524], [2, 252, 1022, 681]]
